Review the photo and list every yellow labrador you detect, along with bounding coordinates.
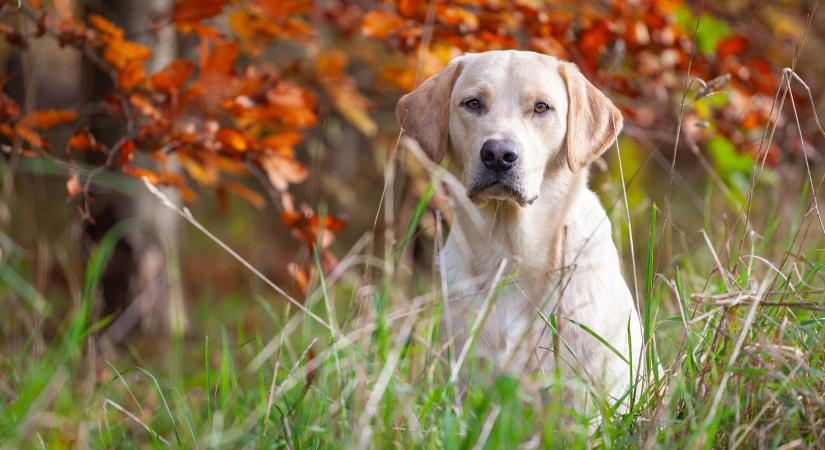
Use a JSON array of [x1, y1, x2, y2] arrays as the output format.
[[396, 50, 643, 410]]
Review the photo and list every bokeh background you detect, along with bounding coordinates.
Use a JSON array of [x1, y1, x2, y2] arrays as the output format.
[[1, 0, 824, 447]]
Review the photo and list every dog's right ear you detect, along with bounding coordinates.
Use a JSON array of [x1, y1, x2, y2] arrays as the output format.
[[395, 59, 464, 163]]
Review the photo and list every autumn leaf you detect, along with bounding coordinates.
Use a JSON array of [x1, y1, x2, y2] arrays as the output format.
[[716, 35, 750, 59], [172, 0, 225, 24], [150, 59, 194, 92], [88, 14, 124, 40], [201, 40, 239, 76], [19, 109, 77, 129], [257, 0, 313, 19], [117, 139, 135, 165], [215, 127, 250, 152], [261, 154, 307, 191], [67, 129, 103, 153], [118, 60, 146, 91], [261, 131, 303, 157], [122, 166, 162, 184], [361, 10, 404, 38], [266, 81, 317, 127], [103, 39, 152, 69]]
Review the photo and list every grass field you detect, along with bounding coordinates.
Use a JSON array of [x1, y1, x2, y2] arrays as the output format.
[[2, 88, 825, 449]]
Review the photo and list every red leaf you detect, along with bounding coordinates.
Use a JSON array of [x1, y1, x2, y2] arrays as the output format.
[[172, 0, 225, 24], [717, 36, 749, 60], [117, 139, 135, 165]]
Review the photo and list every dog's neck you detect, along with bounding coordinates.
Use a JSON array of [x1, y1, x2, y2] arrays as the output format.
[[450, 169, 587, 284]]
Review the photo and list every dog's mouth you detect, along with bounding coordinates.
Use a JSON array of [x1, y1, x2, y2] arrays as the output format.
[[468, 179, 537, 207]]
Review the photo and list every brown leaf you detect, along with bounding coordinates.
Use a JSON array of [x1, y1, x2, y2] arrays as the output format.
[[361, 10, 404, 38], [36, 13, 47, 38], [19, 109, 77, 129]]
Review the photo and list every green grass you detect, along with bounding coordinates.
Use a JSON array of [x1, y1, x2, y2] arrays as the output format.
[[2, 174, 823, 449], [2, 152, 824, 448]]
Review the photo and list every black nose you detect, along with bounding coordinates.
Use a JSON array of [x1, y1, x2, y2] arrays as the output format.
[[480, 139, 518, 173]]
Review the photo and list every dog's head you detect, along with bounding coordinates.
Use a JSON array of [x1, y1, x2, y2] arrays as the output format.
[[396, 50, 622, 207]]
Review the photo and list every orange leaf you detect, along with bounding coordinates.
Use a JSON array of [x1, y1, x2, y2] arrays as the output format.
[[172, 0, 225, 23], [361, 10, 404, 38], [122, 166, 161, 184], [117, 60, 145, 91], [117, 139, 135, 165], [13, 126, 47, 148], [216, 128, 250, 152], [150, 59, 194, 92], [261, 154, 307, 191], [88, 14, 124, 40], [67, 129, 103, 152], [19, 108, 77, 129], [103, 39, 152, 69], [201, 40, 239, 76], [266, 81, 316, 127], [261, 131, 303, 157]]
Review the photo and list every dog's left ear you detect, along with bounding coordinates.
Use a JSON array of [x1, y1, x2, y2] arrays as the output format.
[[395, 59, 464, 163], [558, 62, 623, 173]]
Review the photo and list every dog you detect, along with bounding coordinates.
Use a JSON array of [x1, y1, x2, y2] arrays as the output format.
[[396, 50, 644, 412]]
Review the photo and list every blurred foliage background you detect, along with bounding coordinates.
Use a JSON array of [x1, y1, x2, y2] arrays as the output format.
[[1, 0, 825, 446]]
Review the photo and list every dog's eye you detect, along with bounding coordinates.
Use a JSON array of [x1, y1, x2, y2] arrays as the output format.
[[463, 98, 483, 110], [533, 102, 552, 114]]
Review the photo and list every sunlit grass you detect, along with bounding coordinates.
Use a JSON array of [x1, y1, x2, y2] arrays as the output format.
[[1, 152, 823, 449]]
